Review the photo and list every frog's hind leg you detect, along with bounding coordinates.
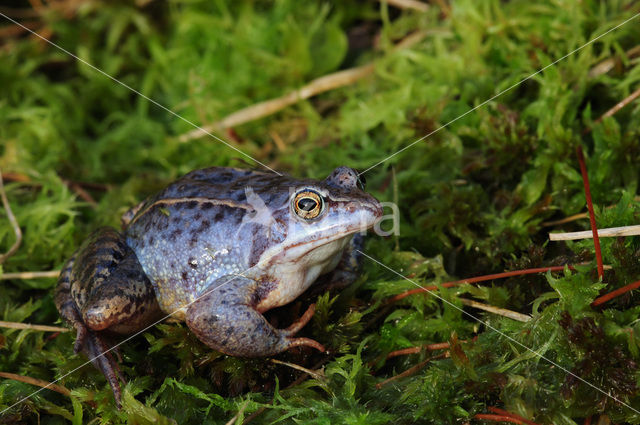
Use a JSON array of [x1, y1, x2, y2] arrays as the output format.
[[185, 276, 325, 357], [55, 251, 126, 406], [55, 227, 161, 408]]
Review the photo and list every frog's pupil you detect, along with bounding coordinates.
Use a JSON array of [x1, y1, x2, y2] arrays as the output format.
[[299, 198, 317, 211]]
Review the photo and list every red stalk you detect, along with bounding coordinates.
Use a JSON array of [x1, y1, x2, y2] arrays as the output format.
[[592, 279, 640, 307], [474, 414, 527, 424], [385, 342, 452, 359], [487, 407, 541, 425], [388, 265, 573, 303], [576, 146, 604, 279]]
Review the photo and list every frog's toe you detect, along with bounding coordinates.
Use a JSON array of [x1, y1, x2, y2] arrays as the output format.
[[280, 304, 325, 353], [281, 303, 317, 337], [72, 322, 88, 354], [81, 330, 125, 408], [284, 337, 326, 353]]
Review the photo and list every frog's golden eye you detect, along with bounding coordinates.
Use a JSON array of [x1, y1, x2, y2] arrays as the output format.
[[293, 190, 324, 220]]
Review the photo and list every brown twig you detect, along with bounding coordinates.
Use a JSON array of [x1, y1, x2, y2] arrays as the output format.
[[593, 86, 640, 125], [375, 352, 448, 389], [592, 279, 640, 307], [549, 225, 640, 241], [542, 212, 589, 227], [459, 298, 531, 322], [386, 342, 452, 360], [178, 30, 430, 142], [62, 179, 98, 207], [0, 270, 60, 280], [584, 416, 592, 425], [0, 170, 22, 264], [387, 265, 573, 303], [0, 371, 70, 397], [583, 86, 640, 135], [0, 320, 69, 333], [1, 172, 31, 183], [0, 6, 40, 18], [487, 407, 540, 425], [576, 146, 604, 280], [0, 19, 41, 39]]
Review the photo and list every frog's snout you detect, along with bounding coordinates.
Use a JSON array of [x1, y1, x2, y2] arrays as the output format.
[[347, 196, 384, 231], [372, 200, 384, 221]]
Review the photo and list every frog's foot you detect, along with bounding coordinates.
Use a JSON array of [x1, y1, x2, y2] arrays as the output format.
[[279, 303, 325, 352], [75, 323, 125, 408], [186, 276, 326, 357]]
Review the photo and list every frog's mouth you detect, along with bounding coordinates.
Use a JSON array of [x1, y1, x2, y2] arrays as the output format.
[[261, 204, 383, 266]]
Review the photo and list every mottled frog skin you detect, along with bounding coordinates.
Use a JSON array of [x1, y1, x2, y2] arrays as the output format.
[[55, 166, 382, 406]]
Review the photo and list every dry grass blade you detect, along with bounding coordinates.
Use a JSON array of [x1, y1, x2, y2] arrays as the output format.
[[459, 298, 531, 322], [178, 64, 374, 141], [0, 372, 70, 397], [270, 359, 325, 380], [0, 320, 69, 333], [224, 399, 250, 425], [0, 270, 61, 280], [543, 196, 640, 227], [380, 0, 429, 12], [549, 225, 640, 241], [588, 45, 640, 78], [178, 30, 430, 142], [0, 170, 22, 264]]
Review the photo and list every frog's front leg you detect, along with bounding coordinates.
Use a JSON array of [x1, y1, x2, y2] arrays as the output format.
[[185, 276, 325, 357]]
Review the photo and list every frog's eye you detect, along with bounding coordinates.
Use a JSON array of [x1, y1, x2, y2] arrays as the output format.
[[293, 190, 324, 220]]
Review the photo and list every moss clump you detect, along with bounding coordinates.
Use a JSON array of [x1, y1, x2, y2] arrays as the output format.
[[2, 0, 640, 423]]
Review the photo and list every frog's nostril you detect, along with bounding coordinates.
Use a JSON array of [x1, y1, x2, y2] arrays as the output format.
[[345, 201, 359, 212]]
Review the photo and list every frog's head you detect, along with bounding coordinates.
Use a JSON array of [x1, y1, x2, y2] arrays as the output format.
[[256, 167, 383, 268]]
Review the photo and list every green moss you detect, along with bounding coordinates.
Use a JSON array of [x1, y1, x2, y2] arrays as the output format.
[[2, 0, 640, 423]]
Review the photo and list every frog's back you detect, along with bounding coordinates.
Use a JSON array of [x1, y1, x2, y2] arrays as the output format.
[[124, 167, 285, 314]]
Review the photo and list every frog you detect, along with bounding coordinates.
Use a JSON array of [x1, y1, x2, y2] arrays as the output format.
[[54, 166, 382, 407]]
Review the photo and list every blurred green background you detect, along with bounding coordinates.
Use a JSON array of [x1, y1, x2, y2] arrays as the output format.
[[2, 0, 640, 423]]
